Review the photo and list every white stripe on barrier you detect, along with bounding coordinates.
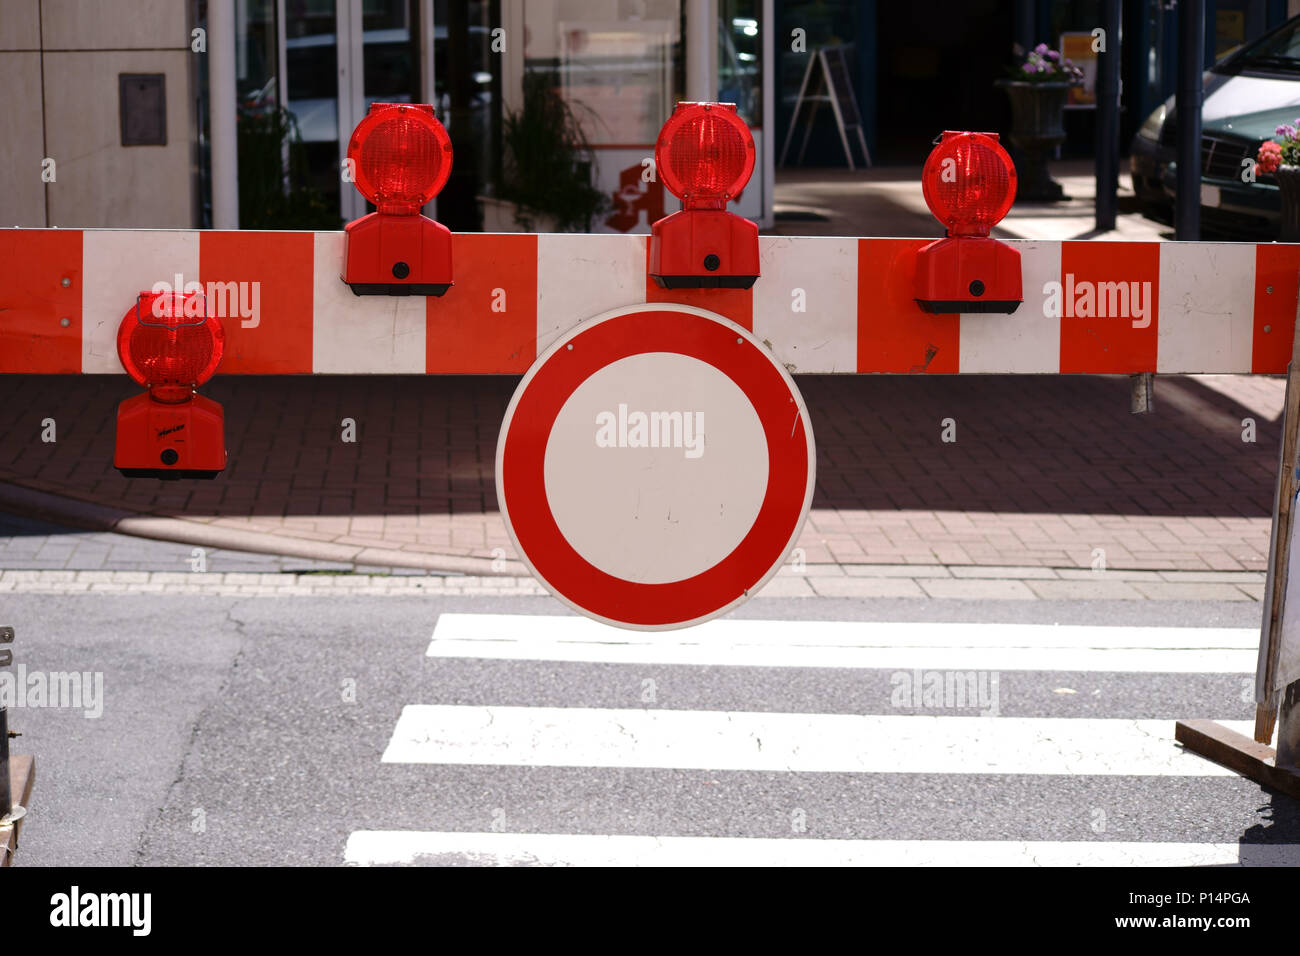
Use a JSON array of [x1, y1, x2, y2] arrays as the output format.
[[82, 230, 199, 374], [1158, 242, 1257, 375], [960, 240, 1063, 373], [343, 831, 1300, 867], [380, 705, 1251, 775], [755, 236, 859, 373], [535, 234, 647, 357], [311, 231, 427, 374]]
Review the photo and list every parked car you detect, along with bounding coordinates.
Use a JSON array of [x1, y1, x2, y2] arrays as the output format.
[[1131, 15, 1300, 235]]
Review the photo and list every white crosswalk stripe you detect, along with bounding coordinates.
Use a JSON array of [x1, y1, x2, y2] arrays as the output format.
[[343, 832, 1300, 868], [380, 706, 1250, 776], [346, 613, 1294, 867], [426, 614, 1258, 672]]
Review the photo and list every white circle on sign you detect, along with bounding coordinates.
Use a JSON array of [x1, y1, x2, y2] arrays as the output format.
[[543, 351, 769, 584]]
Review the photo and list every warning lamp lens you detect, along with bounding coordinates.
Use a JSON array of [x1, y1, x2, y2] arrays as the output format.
[[348, 103, 453, 214], [921, 131, 1017, 235], [656, 102, 755, 204], [117, 292, 225, 402]]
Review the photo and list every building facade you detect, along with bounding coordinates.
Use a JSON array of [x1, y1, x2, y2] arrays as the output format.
[[3, 0, 1298, 234]]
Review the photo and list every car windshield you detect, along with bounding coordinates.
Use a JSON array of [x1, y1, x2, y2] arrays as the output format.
[[1218, 19, 1300, 75]]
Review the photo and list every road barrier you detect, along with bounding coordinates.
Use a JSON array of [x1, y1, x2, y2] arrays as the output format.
[[3, 231, 1300, 377]]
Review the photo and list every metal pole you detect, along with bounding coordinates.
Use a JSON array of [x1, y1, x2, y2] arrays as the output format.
[[0, 625, 9, 817], [1129, 371, 1154, 414], [686, 0, 716, 102], [1175, 0, 1204, 241], [1095, 0, 1121, 232], [0, 708, 9, 818], [209, 0, 240, 229]]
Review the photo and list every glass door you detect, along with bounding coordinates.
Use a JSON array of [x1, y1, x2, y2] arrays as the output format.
[[282, 0, 422, 224], [283, 0, 345, 220]]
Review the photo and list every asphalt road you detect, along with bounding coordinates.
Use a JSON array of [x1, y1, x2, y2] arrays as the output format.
[[3, 591, 1295, 867]]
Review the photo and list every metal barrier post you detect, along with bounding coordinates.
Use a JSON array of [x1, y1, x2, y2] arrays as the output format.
[[0, 708, 9, 819], [0, 626, 11, 818]]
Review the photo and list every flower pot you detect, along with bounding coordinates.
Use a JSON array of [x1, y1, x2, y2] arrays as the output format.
[[996, 80, 1073, 202], [1274, 165, 1300, 243]]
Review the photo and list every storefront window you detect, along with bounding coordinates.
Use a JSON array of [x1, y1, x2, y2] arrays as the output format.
[[284, 0, 341, 216], [237, 0, 279, 107], [434, 0, 498, 212], [719, 0, 761, 127], [526, 1, 682, 147]]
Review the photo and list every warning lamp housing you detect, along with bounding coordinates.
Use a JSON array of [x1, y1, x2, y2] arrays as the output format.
[[913, 131, 1022, 314], [114, 291, 227, 480], [649, 102, 760, 290], [342, 103, 454, 296]]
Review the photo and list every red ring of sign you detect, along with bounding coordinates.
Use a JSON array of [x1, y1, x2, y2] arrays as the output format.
[[501, 308, 811, 628]]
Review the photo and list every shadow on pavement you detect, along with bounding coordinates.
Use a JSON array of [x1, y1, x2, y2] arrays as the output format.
[[0, 373, 1281, 522]]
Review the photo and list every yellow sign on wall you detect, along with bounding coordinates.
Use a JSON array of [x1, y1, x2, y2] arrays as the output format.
[[1060, 32, 1097, 108]]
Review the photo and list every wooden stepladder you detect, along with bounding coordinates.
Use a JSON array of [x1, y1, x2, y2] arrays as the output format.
[[1176, 275, 1300, 796], [779, 45, 872, 171]]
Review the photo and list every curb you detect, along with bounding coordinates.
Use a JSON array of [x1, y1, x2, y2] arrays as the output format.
[[0, 480, 529, 577], [0, 480, 1270, 587]]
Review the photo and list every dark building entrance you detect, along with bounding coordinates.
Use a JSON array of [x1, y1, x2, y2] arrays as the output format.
[[776, 0, 1015, 168], [874, 0, 1014, 164]]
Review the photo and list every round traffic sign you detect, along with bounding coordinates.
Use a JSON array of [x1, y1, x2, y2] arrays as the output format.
[[496, 304, 815, 630]]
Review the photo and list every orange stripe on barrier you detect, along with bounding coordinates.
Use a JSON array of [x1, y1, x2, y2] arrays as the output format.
[[0, 229, 83, 374], [1058, 241, 1160, 374], [200, 231, 314, 373], [427, 233, 538, 373], [1252, 244, 1300, 374], [856, 239, 959, 373]]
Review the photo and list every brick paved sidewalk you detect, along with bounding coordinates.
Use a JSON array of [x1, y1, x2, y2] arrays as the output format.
[[0, 371, 1284, 575]]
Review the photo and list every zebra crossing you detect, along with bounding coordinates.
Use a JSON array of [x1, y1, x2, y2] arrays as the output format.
[[344, 612, 1300, 867]]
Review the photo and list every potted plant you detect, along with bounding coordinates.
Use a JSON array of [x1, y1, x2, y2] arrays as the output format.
[[995, 44, 1084, 202], [236, 103, 340, 230], [486, 71, 609, 232], [1257, 131, 1300, 241]]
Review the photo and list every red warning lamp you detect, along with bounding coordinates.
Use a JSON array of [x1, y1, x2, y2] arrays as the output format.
[[649, 102, 760, 289], [113, 291, 227, 480], [341, 103, 454, 296], [914, 131, 1022, 314]]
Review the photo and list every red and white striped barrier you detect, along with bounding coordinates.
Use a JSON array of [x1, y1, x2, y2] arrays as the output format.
[[2, 229, 1297, 375]]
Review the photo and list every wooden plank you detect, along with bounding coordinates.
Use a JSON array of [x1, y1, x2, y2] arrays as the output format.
[[1, 754, 34, 868], [1175, 719, 1300, 799], [1255, 280, 1300, 741]]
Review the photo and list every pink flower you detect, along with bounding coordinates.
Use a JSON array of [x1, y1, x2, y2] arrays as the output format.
[[1258, 140, 1283, 174]]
